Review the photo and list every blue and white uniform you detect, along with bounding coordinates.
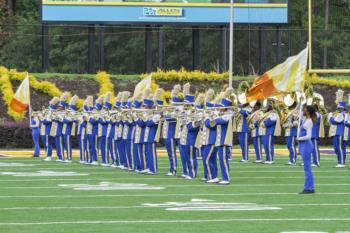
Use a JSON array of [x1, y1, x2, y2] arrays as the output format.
[[62, 105, 77, 162], [200, 103, 218, 182], [179, 114, 200, 179], [236, 106, 251, 161], [259, 110, 280, 163], [328, 104, 346, 166], [311, 112, 323, 166], [298, 118, 315, 191], [248, 109, 264, 162], [283, 109, 298, 164], [31, 115, 40, 157], [41, 104, 56, 159]]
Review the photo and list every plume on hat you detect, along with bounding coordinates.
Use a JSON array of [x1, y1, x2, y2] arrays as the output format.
[[95, 94, 104, 104], [69, 95, 79, 106], [60, 92, 70, 102], [142, 88, 152, 100], [171, 84, 181, 98], [122, 91, 131, 102], [103, 92, 111, 104], [115, 92, 122, 102], [223, 87, 234, 99], [84, 96, 93, 107], [134, 92, 143, 102], [183, 83, 191, 97], [335, 89, 344, 104], [49, 97, 60, 105], [195, 93, 205, 106], [205, 88, 215, 102], [153, 88, 163, 101]]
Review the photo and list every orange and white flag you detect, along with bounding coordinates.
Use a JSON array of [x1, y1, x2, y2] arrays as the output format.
[[247, 47, 308, 101], [10, 74, 30, 114]]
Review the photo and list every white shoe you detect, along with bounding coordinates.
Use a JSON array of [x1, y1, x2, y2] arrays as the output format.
[[264, 161, 274, 165], [201, 178, 207, 181], [287, 162, 296, 166], [121, 166, 128, 170], [166, 172, 175, 176], [219, 180, 230, 185], [185, 176, 193, 180], [90, 161, 99, 166], [79, 160, 86, 164], [128, 168, 134, 171], [111, 164, 118, 168], [254, 160, 263, 163], [56, 159, 63, 162], [141, 169, 150, 173], [181, 174, 188, 178], [311, 164, 317, 167], [206, 178, 219, 183], [147, 171, 156, 175], [336, 164, 346, 168], [101, 163, 110, 167], [43, 157, 52, 162], [240, 159, 248, 163]]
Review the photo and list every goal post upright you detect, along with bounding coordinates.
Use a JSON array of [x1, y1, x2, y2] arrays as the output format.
[[308, 0, 350, 74]]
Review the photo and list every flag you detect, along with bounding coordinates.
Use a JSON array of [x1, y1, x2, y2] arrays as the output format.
[[134, 75, 152, 97], [10, 74, 30, 114], [247, 47, 308, 101]]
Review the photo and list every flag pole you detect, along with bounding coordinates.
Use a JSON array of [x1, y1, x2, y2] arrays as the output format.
[[27, 73, 32, 126], [228, 0, 234, 88]]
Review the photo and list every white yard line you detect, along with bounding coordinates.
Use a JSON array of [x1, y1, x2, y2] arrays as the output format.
[[0, 218, 350, 226], [1, 183, 350, 189], [1, 193, 350, 199], [0, 176, 348, 182], [1, 203, 350, 211]]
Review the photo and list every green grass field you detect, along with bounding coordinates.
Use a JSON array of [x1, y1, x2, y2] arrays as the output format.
[[0, 155, 349, 233]]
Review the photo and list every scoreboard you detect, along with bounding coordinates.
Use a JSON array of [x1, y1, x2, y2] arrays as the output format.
[[41, 0, 289, 24]]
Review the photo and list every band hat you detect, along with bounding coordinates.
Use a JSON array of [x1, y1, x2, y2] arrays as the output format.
[[338, 101, 347, 109], [170, 84, 183, 105], [221, 98, 232, 107], [132, 100, 142, 108], [184, 95, 195, 103], [249, 100, 257, 107], [114, 92, 122, 107], [104, 102, 112, 110], [59, 92, 70, 108], [143, 98, 154, 107]]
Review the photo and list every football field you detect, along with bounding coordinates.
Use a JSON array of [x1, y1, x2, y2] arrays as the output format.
[[0, 152, 349, 233]]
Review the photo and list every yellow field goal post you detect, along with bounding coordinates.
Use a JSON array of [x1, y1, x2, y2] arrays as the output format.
[[308, 0, 350, 74]]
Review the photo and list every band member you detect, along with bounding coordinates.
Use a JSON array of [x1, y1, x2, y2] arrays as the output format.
[[179, 83, 199, 179], [86, 96, 98, 165], [113, 94, 123, 167], [311, 93, 325, 167], [163, 85, 182, 176], [298, 105, 316, 194], [328, 89, 346, 168], [78, 96, 92, 163], [282, 94, 298, 165], [123, 96, 135, 171], [248, 101, 263, 163], [201, 89, 219, 183], [42, 97, 59, 161], [118, 91, 130, 169], [98, 93, 110, 166], [143, 89, 161, 174], [30, 111, 40, 157], [132, 92, 143, 172], [259, 98, 281, 164], [236, 81, 252, 162], [62, 94, 78, 162], [214, 88, 234, 184]]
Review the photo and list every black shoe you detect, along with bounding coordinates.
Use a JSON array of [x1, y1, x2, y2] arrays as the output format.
[[299, 189, 315, 194]]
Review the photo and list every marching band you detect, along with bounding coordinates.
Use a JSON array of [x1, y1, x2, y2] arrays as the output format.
[[30, 81, 349, 185]]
